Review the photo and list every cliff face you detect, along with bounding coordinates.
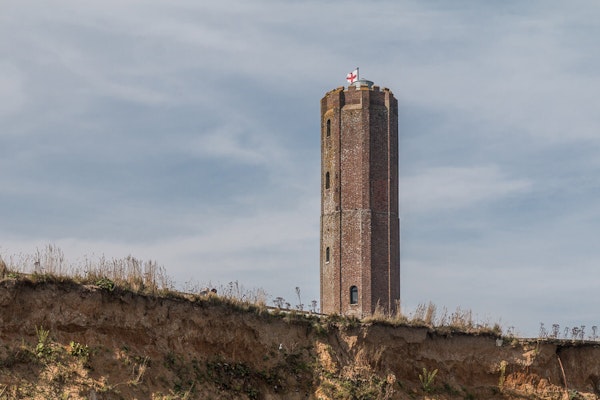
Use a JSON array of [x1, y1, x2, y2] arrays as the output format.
[[0, 279, 599, 399]]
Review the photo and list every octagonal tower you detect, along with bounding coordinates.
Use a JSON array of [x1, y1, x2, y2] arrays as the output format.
[[320, 79, 400, 317]]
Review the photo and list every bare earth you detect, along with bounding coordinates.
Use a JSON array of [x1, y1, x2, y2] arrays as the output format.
[[0, 278, 598, 399]]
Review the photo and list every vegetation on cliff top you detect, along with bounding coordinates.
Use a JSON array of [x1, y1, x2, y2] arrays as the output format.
[[0, 245, 502, 337]]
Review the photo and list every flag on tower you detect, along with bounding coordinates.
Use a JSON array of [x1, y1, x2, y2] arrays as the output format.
[[346, 68, 359, 84]]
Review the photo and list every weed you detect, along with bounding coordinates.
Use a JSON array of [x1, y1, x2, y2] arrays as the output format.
[[130, 356, 150, 385], [551, 324, 561, 339], [35, 326, 52, 359], [206, 358, 256, 395], [295, 286, 304, 311], [164, 353, 208, 396], [569, 389, 583, 399], [539, 322, 548, 339], [311, 321, 328, 336], [319, 371, 393, 400], [0, 257, 6, 278], [69, 341, 90, 359], [246, 386, 259, 399], [95, 277, 115, 291], [419, 367, 438, 393], [273, 296, 285, 309], [498, 360, 507, 390], [340, 315, 361, 329]]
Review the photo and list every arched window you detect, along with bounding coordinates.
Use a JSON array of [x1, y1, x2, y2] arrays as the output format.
[[325, 172, 330, 189], [326, 119, 331, 137], [350, 286, 358, 305], [325, 247, 330, 263]]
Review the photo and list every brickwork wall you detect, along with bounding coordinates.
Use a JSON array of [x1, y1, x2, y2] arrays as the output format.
[[320, 83, 400, 317]]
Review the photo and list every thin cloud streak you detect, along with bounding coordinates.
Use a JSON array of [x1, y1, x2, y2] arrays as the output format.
[[402, 166, 531, 214]]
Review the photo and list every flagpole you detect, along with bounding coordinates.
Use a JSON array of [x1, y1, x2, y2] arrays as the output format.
[[356, 67, 359, 81]]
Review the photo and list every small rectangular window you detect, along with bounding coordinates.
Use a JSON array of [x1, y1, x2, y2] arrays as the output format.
[[350, 286, 358, 304]]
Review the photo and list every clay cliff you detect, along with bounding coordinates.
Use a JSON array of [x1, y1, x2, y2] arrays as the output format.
[[1, 277, 599, 399]]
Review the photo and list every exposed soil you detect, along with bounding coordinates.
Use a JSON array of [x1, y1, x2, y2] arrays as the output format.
[[1, 278, 599, 399]]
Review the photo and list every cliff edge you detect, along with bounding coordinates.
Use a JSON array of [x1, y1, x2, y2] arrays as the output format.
[[1, 278, 599, 399]]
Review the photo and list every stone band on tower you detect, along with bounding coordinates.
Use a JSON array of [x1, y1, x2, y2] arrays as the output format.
[[320, 79, 400, 317]]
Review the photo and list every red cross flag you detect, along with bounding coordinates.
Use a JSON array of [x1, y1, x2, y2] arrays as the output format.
[[346, 68, 359, 83]]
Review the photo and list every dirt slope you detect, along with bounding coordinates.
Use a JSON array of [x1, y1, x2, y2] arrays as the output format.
[[0, 278, 599, 399]]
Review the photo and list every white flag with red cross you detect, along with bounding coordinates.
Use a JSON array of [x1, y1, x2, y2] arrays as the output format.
[[346, 68, 358, 83]]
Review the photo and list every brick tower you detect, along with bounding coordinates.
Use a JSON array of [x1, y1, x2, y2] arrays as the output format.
[[320, 79, 400, 317]]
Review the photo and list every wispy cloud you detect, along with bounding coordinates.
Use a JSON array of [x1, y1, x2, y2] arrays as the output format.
[[402, 166, 531, 214]]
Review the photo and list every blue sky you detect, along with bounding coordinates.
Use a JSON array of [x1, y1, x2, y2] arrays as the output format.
[[2, 0, 600, 336]]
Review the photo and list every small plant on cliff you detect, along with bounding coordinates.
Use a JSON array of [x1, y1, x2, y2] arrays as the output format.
[[498, 360, 508, 390], [539, 322, 548, 339], [569, 389, 583, 399], [412, 302, 437, 326], [35, 326, 52, 359], [295, 286, 304, 311], [95, 277, 115, 291], [419, 367, 438, 393], [551, 323, 561, 339], [273, 296, 285, 308], [0, 256, 7, 278], [130, 356, 150, 386], [69, 341, 90, 359]]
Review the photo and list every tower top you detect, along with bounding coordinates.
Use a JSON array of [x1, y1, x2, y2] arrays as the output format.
[[325, 82, 394, 98], [352, 79, 374, 89]]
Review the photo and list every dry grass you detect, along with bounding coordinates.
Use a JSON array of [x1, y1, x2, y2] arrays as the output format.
[[2, 244, 174, 295], [2, 245, 502, 337], [364, 301, 502, 336], [1, 245, 278, 327]]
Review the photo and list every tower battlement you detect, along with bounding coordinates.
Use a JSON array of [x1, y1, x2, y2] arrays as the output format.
[[323, 83, 393, 96], [322, 84, 396, 109]]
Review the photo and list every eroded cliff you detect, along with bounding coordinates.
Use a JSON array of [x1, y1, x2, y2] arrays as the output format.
[[0, 278, 598, 399]]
